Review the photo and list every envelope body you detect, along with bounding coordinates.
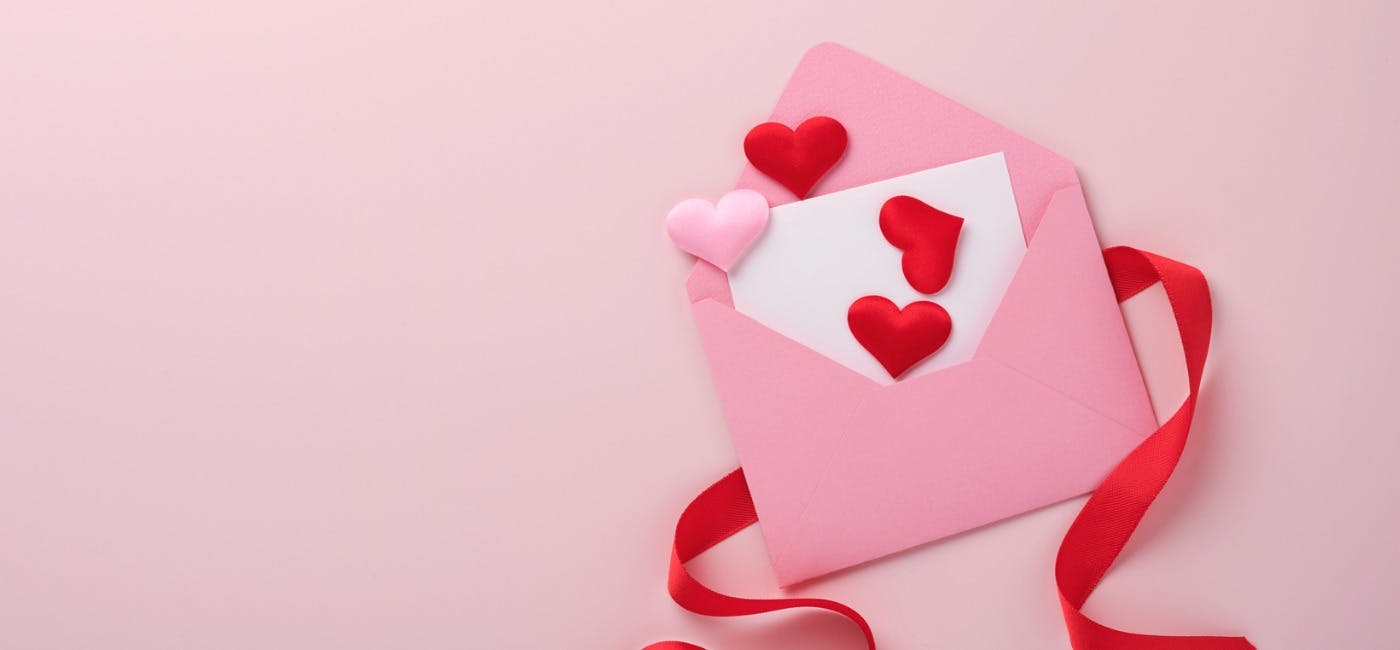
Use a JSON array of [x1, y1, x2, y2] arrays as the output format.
[[685, 44, 1157, 586]]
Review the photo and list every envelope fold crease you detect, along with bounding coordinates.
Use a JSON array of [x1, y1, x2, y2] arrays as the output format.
[[974, 185, 1157, 435]]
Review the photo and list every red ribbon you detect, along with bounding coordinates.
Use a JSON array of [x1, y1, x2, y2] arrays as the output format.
[[646, 247, 1252, 649]]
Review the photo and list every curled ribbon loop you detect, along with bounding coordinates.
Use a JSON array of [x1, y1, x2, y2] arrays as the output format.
[[647, 247, 1252, 650], [642, 469, 876, 650]]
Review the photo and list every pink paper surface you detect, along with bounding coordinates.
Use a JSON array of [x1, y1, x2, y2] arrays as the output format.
[[3, 4, 1398, 649]]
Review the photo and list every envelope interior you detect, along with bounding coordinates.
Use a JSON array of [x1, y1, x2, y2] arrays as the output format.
[[726, 153, 1026, 384]]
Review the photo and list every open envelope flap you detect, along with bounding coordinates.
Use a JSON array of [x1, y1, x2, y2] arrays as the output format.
[[688, 42, 1086, 312], [975, 185, 1158, 435], [736, 42, 1080, 240], [774, 359, 1146, 585]]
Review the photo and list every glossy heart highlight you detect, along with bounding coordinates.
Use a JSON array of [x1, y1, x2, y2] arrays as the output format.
[[880, 195, 964, 294], [743, 116, 847, 199], [847, 295, 952, 379]]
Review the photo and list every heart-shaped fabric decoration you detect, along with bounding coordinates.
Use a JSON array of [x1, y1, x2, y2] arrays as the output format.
[[743, 116, 847, 199], [847, 295, 952, 379], [666, 189, 770, 271], [880, 195, 965, 294]]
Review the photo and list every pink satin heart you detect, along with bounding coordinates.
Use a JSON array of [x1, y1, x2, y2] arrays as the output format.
[[665, 190, 770, 271]]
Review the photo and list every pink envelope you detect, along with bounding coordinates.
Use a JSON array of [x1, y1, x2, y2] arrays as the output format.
[[685, 44, 1158, 586]]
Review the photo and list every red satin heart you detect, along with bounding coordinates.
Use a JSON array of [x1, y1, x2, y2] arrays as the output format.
[[879, 195, 965, 294], [743, 116, 847, 199], [847, 295, 952, 379]]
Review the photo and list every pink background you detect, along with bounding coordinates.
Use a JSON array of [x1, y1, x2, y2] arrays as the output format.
[[1, 1, 1396, 648]]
